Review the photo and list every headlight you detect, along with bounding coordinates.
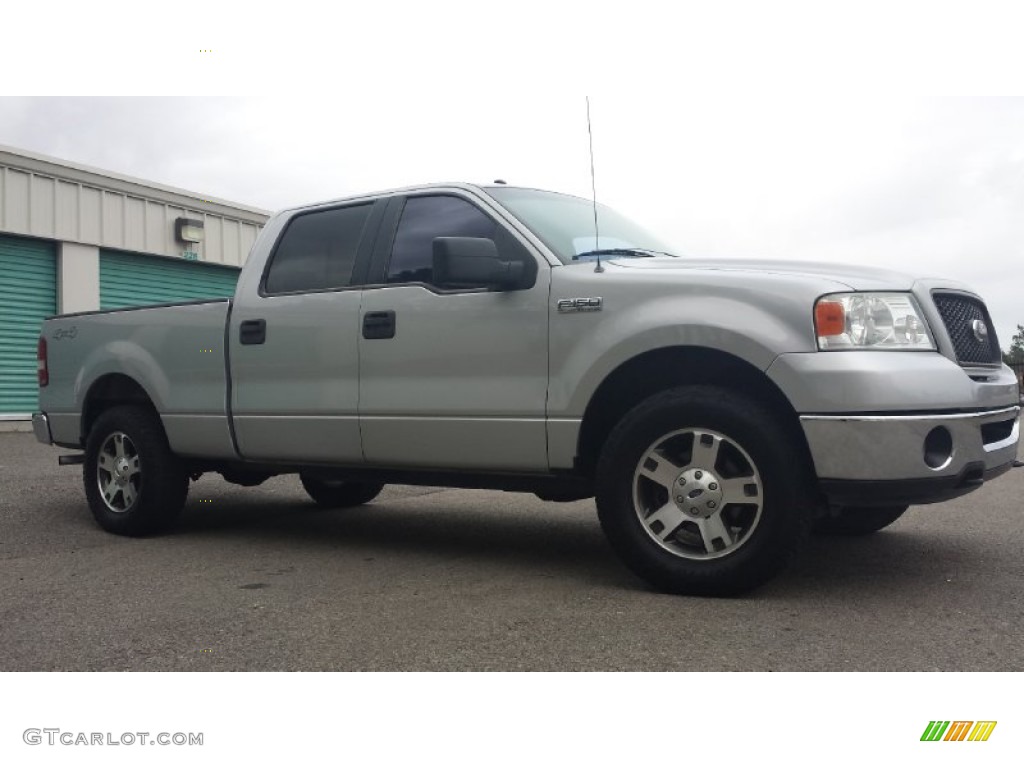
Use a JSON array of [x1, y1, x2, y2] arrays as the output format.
[[814, 293, 935, 350]]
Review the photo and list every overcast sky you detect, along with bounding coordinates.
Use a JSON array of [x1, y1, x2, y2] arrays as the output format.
[[2, 2, 1023, 347]]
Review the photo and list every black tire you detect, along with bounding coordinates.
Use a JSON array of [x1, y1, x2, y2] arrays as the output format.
[[83, 405, 189, 536], [595, 385, 815, 596], [813, 505, 909, 536], [299, 475, 384, 509]]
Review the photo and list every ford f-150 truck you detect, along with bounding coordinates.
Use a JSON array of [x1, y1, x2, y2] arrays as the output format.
[[32, 183, 1021, 595]]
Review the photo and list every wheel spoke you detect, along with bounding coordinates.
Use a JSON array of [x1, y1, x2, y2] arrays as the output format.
[[645, 502, 686, 540], [697, 512, 734, 553], [126, 455, 141, 479], [121, 483, 137, 508], [638, 450, 684, 491], [97, 452, 113, 471], [102, 478, 120, 503], [688, 431, 721, 471], [113, 434, 126, 459], [720, 477, 762, 506]]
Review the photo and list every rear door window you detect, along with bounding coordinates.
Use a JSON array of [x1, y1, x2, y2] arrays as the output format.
[[264, 204, 373, 294]]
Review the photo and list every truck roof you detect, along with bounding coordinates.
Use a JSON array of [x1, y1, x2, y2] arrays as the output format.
[[278, 182, 591, 214]]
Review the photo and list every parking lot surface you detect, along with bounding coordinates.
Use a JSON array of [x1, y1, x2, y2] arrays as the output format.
[[1, 432, 1021, 671]]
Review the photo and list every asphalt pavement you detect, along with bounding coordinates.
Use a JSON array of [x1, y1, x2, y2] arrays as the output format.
[[1, 432, 1021, 670]]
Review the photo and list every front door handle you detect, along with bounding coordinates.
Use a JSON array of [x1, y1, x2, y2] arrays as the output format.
[[362, 310, 396, 340], [239, 319, 267, 345]]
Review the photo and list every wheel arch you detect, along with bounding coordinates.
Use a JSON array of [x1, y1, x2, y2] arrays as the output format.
[[575, 346, 813, 477], [81, 373, 161, 443]]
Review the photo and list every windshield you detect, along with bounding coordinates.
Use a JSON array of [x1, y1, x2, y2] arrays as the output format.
[[485, 187, 675, 264]]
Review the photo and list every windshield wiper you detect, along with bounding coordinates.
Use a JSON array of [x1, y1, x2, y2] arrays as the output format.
[[572, 247, 675, 261]]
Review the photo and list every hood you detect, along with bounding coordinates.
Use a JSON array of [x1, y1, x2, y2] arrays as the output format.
[[610, 256, 929, 292]]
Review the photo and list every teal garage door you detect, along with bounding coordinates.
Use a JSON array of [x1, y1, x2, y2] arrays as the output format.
[[0, 235, 57, 415], [100, 250, 241, 310]]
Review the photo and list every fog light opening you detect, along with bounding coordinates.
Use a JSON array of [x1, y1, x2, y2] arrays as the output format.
[[923, 426, 954, 470]]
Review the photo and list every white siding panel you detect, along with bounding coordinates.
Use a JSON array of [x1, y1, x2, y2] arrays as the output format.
[[239, 222, 257, 265], [101, 191, 124, 247], [125, 197, 145, 252], [223, 218, 241, 266], [80, 186, 101, 242], [56, 181, 78, 240], [144, 201, 164, 253], [30, 175, 55, 236], [4, 169, 30, 234], [164, 206, 185, 255], [1, 159, 265, 261], [204, 216, 223, 263]]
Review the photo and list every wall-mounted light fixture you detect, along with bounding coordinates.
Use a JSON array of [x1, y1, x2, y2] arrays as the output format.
[[175, 217, 205, 244]]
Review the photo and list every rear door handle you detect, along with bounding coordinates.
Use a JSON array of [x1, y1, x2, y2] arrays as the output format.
[[239, 319, 266, 345], [362, 310, 396, 340]]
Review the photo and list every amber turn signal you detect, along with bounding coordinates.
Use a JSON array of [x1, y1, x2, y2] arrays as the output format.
[[814, 300, 846, 338]]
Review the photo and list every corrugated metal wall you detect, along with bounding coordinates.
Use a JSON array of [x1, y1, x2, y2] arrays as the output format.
[[0, 149, 268, 419], [0, 234, 56, 414], [1, 164, 264, 266], [99, 250, 240, 309]]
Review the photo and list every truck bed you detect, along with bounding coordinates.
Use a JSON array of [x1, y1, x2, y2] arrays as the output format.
[[39, 299, 235, 458]]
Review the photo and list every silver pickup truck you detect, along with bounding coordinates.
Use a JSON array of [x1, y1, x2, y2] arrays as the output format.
[[33, 183, 1021, 595]]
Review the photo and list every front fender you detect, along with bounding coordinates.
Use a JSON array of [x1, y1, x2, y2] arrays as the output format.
[[549, 293, 812, 418]]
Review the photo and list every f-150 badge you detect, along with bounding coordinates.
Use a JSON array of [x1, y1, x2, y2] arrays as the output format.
[[557, 297, 603, 313]]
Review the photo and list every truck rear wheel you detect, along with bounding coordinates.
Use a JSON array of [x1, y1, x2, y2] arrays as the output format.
[[595, 386, 814, 596], [300, 475, 384, 509], [813, 505, 909, 535], [83, 405, 189, 536]]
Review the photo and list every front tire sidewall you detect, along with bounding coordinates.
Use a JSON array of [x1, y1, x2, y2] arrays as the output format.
[[596, 386, 812, 596]]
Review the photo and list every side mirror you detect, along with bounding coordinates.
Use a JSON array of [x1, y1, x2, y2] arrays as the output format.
[[433, 237, 525, 290]]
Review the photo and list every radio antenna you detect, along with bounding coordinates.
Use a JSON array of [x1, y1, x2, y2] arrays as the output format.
[[586, 96, 603, 273]]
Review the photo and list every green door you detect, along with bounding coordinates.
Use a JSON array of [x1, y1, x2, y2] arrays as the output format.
[[100, 250, 241, 310], [0, 235, 57, 415]]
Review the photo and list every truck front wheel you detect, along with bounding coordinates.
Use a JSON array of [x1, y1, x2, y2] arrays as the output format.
[[300, 475, 384, 509], [595, 386, 814, 596], [83, 405, 189, 536], [813, 505, 909, 535]]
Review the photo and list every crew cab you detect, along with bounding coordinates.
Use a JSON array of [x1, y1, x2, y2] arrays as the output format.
[[33, 183, 1021, 594]]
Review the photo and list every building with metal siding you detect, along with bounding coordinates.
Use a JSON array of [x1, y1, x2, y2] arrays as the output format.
[[0, 144, 271, 422]]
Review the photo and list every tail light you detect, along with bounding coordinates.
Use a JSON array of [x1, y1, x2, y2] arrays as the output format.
[[37, 337, 48, 387]]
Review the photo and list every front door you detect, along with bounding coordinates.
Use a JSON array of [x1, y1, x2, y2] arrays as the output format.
[[358, 193, 550, 471]]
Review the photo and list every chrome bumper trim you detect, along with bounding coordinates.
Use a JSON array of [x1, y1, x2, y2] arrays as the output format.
[[799, 405, 1019, 422], [800, 406, 1020, 482], [32, 412, 53, 445]]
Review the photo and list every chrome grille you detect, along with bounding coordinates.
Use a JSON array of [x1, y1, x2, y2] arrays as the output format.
[[932, 293, 1000, 365]]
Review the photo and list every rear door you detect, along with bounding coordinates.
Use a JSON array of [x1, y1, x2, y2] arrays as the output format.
[[229, 199, 384, 463], [357, 191, 551, 471]]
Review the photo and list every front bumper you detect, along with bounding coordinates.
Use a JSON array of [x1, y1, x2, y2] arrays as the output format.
[[802, 406, 1019, 506], [32, 412, 53, 445]]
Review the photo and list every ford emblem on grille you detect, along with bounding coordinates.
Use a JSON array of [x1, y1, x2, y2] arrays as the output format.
[[971, 318, 989, 344]]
